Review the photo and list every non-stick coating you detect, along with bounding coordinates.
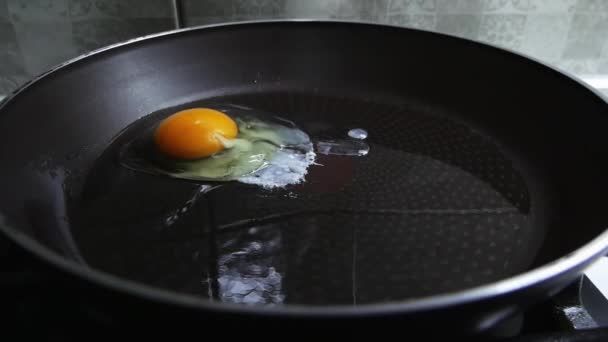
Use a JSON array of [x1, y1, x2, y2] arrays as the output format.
[[1, 21, 608, 330], [70, 92, 544, 305]]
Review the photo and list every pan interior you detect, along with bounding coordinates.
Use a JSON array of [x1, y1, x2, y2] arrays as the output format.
[[67, 91, 549, 306]]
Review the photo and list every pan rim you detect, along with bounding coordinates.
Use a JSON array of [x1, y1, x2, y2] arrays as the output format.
[[1, 19, 608, 317]]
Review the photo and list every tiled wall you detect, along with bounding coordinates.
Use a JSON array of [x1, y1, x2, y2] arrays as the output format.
[[1, 0, 608, 94], [0, 0, 174, 94]]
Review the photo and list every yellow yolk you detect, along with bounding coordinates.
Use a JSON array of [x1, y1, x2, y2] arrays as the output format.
[[154, 108, 238, 160]]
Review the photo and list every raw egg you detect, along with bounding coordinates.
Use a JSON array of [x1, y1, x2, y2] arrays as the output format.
[[121, 104, 317, 189], [154, 107, 238, 160]]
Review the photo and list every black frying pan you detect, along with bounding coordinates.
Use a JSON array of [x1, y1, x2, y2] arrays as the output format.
[[1, 20, 608, 336]]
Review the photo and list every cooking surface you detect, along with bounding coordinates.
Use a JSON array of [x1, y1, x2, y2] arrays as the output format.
[[69, 93, 544, 305]]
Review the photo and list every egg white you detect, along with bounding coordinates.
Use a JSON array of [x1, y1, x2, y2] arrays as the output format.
[[168, 114, 316, 188]]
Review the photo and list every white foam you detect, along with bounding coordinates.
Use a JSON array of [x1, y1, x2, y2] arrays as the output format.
[[237, 148, 316, 189]]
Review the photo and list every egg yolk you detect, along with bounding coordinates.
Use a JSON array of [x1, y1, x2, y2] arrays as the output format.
[[154, 108, 238, 160]]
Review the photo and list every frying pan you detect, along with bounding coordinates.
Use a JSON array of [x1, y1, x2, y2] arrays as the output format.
[[1, 20, 608, 336]]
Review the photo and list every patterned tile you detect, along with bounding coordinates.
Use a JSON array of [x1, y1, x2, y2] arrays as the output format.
[[555, 58, 599, 76], [185, 16, 234, 26], [284, 0, 325, 19], [0, 73, 29, 94], [477, 14, 526, 49], [571, 0, 608, 12], [283, 0, 388, 21], [11, 20, 77, 76], [520, 14, 571, 63], [7, 0, 69, 21], [436, 14, 482, 39], [335, 0, 388, 21], [0, 0, 8, 20], [99, 0, 171, 18], [0, 21, 25, 75], [183, 0, 292, 23], [68, 0, 91, 17], [437, 0, 484, 13], [598, 59, 608, 73], [386, 13, 436, 30], [386, 0, 436, 14], [529, 0, 576, 12], [72, 18, 173, 53], [483, 0, 534, 12], [603, 40, 608, 59], [0, 20, 28, 94], [181, 0, 235, 18], [563, 13, 608, 59], [69, 0, 173, 19], [260, 0, 289, 17], [234, 0, 287, 18]]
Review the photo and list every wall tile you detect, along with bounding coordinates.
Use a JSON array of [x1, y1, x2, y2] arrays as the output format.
[[185, 16, 232, 26], [11, 20, 76, 75], [283, 0, 388, 21], [597, 59, 608, 73], [183, 0, 310, 24], [477, 14, 526, 49], [234, 0, 286, 18], [7, 0, 68, 21], [97, 0, 171, 18], [563, 13, 608, 59], [0, 0, 8, 20], [0, 20, 27, 94], [556, 58, 599, 75], [386, 13, 436, 30], [598, 43, 608, 73], [68, 0, 92, 17], [520, 14, 571, 62], [415, 0, 437, 12], [0, 73, 28, 94], [184, 0, 293, 24], [483, 0, 534, 12], [571, 0, 608, 12], [259, 0, 289, 17], [334, 0, 388, 21], [72, 18, 173, 53], [529, 0, 576, 12], [1, 0, 608, 96], [386, 0, 436, 14], [181, 0, 235, 18], [0, 0, 175, 95], [437, 0, 484, 13], [69, 0, 173, 19], [436, 14, 481, 39], [0, 21, 25, 74], [282, 0, 338, 19]]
